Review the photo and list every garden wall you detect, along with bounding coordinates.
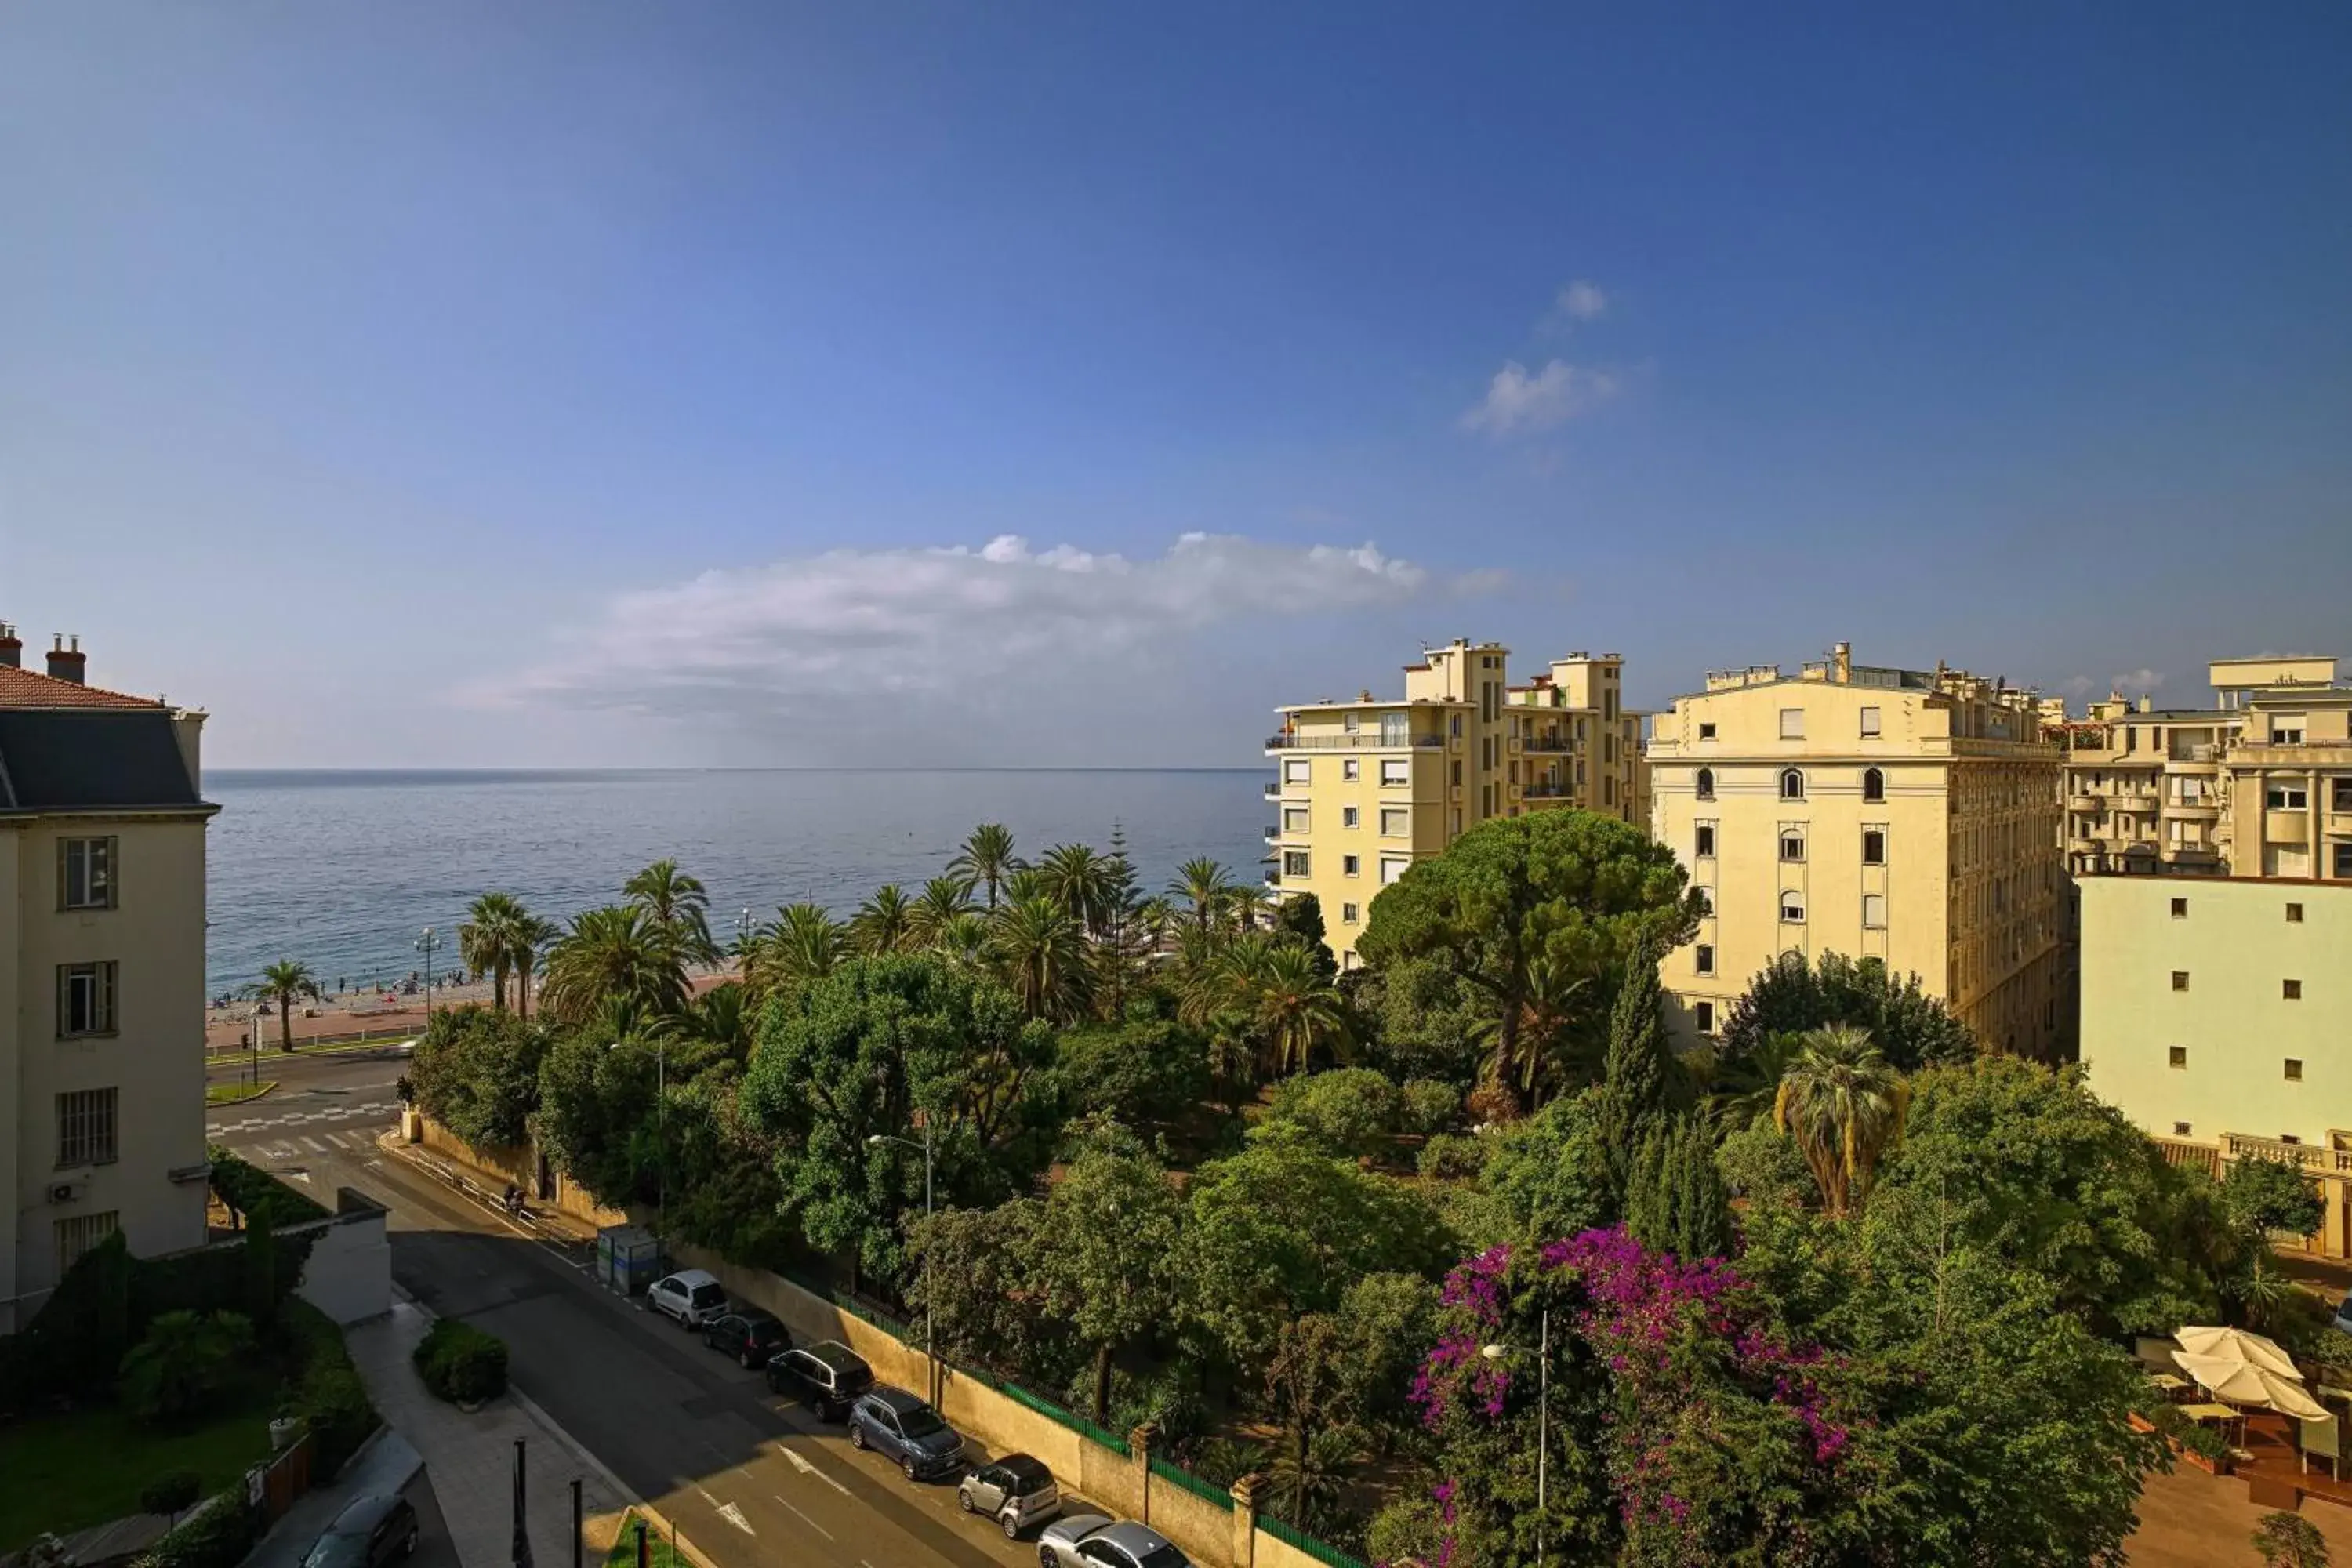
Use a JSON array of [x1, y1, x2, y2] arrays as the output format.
[[412, 1115, 625, 1227]]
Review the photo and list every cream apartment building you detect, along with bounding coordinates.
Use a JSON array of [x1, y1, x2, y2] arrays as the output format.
[[2074, 655, 2352, 1251], [1265, 639, 1647, 966], [2, 627, 215, 1333], [1646, 643, 2067, 1058]]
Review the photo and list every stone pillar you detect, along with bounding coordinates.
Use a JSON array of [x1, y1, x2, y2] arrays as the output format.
[[1229, 1473, 1261, 1568], [1129, 1421, 1159, 1524]]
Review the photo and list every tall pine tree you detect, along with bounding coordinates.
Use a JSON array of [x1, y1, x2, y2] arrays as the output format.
[[1595, 935, 1686, 1200]]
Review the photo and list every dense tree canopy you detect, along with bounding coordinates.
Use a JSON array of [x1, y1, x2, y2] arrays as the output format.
[[406, 1004, 552, 1149], [1719, 951, 1977, 1072]]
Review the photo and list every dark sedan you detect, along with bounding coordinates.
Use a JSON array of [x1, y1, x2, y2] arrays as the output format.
[[702, 1308, 789, 1369]]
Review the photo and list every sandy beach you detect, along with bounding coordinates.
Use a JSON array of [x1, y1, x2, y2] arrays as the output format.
[[204, 965, 738, 1052]]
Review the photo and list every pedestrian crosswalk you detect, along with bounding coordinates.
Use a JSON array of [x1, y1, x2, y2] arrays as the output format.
[[207, 1098, 401, 1136], [220, 1127, 387, 1160]]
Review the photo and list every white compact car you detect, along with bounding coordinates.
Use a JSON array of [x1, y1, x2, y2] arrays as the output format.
[[646, 1269, 728, 1328]]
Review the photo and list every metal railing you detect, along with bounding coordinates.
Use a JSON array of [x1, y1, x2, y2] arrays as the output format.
[[1258, 1513, 1367, 1568], [1149, 1456, 1232, 1511], [1264, 733, 1443, 750]]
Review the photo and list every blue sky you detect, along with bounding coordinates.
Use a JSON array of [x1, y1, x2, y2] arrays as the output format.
[[4, 4, 2347, 766]]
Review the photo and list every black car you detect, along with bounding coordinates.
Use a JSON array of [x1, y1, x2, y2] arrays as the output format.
[[764, 1339, 873, 1421], [303, 1494, 419, 1568], [703, 1308, 790, 1369]]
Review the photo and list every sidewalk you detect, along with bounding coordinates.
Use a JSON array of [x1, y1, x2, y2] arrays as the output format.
[[346, 1300, 631, 1568], [249, 1430, 430, 1568]]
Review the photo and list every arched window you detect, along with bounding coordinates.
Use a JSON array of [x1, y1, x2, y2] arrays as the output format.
[[1780, 768, 1806, 800], [1695, 767, 1715, 800], [1862, 766, 1885, 803]]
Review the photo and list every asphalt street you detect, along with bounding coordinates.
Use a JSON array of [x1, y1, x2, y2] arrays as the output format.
[[207, 1049, 1058, 1568]]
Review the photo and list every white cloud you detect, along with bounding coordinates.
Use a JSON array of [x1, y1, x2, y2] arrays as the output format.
[[485, 532, 1481, 757], [1459, 359, 1620, 436], [2114, 667, 2164, 693], [1556, 280, 1607, 321]]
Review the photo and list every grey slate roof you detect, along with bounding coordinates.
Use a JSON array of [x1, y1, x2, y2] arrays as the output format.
[[0, 709, 205, 813]]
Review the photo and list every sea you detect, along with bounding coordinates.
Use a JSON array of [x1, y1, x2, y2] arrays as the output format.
[[203, 769, 1266, 997]]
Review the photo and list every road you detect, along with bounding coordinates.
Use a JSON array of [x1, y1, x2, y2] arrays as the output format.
[[208, 1054, 1056, 1568]]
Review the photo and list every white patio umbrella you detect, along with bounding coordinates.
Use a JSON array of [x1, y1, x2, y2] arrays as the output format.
[[2174, 1326, 2303, 1379], [2172, 1350, 2332, 1421]]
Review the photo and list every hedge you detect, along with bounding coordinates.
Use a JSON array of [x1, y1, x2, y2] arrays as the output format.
[[209, 1149, 330, 1228], [282, 1298, 380, 1475], [140, 1496, 259, 1568], [412, 1319, 508, 1405]]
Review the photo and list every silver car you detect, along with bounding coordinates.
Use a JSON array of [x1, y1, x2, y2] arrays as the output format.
[[957, 1453, 1060, 1538], [1034, 1514, 1189, 1568]]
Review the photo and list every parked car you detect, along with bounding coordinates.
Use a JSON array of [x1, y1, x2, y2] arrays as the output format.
[[702, 1308, 789, 1368], [647, 1269, 728, 1329], [765, 1340, 874, 1421], [2333, 1294, 2352, 1336], [958, 1452, 1062, 1538], [847, 1385, 967, 1480], [302, 1494, 420, 1568], [1035, 1515, 1189, 1568]]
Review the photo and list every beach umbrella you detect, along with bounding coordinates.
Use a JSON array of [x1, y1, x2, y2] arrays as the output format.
[[2172, 1350, 2331, 1421], [2174, 1325, 2303, 1379]]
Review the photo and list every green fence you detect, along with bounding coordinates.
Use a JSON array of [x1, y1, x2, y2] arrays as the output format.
[[1258, 1513, 1367, 1568], [1000, 1380, 1131, 1456], [1148, 1455, 1232, 1512]]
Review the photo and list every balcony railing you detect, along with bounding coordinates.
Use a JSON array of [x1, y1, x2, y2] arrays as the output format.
[[1262, 781, 1281, 798], [1522, 735, 1574, 753], [1523, 783, 1573, 800], [1265, 732, 1444, 750], [2223, 1131, 2352, 1174]]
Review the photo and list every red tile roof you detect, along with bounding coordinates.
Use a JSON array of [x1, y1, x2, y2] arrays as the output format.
[[0, 666, 166, 710]]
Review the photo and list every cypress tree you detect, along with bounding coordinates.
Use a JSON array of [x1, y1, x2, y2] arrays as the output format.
[[1667, 1118, 1734, 1260], [1597, 935, 1686, 1200]]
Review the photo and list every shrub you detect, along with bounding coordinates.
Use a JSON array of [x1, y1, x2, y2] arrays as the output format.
[[413, 1318, 508, 1404], [140, 1472, 204, 1521], [120, 1311, 255, 1426], [2253, 1509, 2332, 1568], [280, 1298, 379, 1475], [1256, 1068, 1401, 1161], [1417, 1132, 1487, 1181], [141, 1497, 258, 1568], [208, 1148, 328, 1227], [20, 1229, 134, 1399], [1399, 1078, 1461, 1138]]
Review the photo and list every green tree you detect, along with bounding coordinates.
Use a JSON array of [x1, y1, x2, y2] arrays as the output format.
[[906, 877, 975, 946], [1334, 1271, 1440, 1454], [1721, 950, 1977, 1072], [1592, 935, 1685, 1189], [1252, 942, 1352, 1078], [1624, 1116, 1733, 1261], [1257, 1068, 1401, 1162], [510, 913, 560, 1020], [947, 822, 1022, 910], [538, 906, 688, 1024], [1773, 1024, 1909, 1219], [252, 960, 321, 1052], [849, 884, 916, 956], [749, 902, 844, 1001], [1041, 1018, 1210, 1131], [905, 1201, 1051, 1374], [1468, 1088, 1617, 1247], [406, 1004, 553, 1147], [1029, 1140, 1186, 1424], [118, 1310, 255, 1426], [1167, 857, 1236, 932], [458, 891, 527, 1011], [2222, 1156, 2328, 1241], [1355, 810, 1702, 1115], [2253, 1511, 2332, 1568], [1272, 893, 1338, 981], [1035, 842, 1116, 935], [625, 858, 720, 967], [989, 893, 1092, 1021]]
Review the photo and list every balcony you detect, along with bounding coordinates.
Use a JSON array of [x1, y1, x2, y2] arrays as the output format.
[[1262, 824, 1280, 842], [1523, 782, 1573, 800], [1262, 780, 1282, 798], [1265, 732, 1443, 750], [2224, 1132, 2352, 1174], [1523, 733, 1573, 753]]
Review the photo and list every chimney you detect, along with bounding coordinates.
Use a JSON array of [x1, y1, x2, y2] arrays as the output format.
[[1832, 641, 1853, 683], [0, 622, 19, 668], [48, 634, 85, 684]]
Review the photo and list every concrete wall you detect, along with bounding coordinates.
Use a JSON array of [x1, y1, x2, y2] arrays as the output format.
[[413, 1116, 626, 1227], [293, 1191, 391, 1324]]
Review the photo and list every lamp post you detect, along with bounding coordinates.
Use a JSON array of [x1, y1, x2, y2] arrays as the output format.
[[416, 926, 443, 1017], [250, 1003, 269, 1087], [1483, 1305, 1550, 1566], [869, 1121, 935, 1403], [735, 906, 754, 979]]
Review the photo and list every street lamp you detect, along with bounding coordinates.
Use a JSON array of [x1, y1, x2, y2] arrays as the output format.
[[249, 1003, 270, 1087], [869, 1123, 935, 1403], [416, 926, 443, 1017], [735, 907, 754, 978], [1483, 1305, 1551, 1566]]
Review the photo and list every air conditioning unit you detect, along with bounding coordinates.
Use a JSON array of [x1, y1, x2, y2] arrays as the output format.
[[47, 1181, 82, 1205]]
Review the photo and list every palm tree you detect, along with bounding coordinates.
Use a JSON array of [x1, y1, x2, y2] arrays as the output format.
[[750, 902, 844, 999], [989, 894, 1091, 1021], [849, 884, 916, 956], [1469, 953, 1592, 1109], [1252, 941, 1351, 1078], [1167, 858, 1236, 932], [253, 960, 322, 1052], [931, 911, 993, 968], [624, 858, 719, 967], [1134, 896, 1178, 956], [1000, 866, 1049, 906], [946, 824, 1021, 911], [1708, 1030, 1806, 1131], [1773, 1025, 1911, 1218], [539, 906, 688, 1025], [458, 891, 526, 1011], [906, 877, 975, 946], [511, 913, 560, 1021], [685, 981, 756, 1060], [1036, 842, 1115, 934]]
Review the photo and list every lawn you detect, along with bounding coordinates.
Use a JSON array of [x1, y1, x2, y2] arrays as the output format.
[[0, 1394, 275, 1550], [603, 1512, 694, 1568], [206, 1080, 278, 1106]]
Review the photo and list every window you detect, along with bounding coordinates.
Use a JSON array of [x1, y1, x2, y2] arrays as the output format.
[[1862, 893, 1886, 930], [1780, 768, 1806, 800], [1451, 760, 1463, 786], [1780, 833, 1806, 862], [2285, 978, 2303, 1000], [1379, 856, 1410, 886], [1861, 767, 1884, 803], [56, 1087, 119, 1167], [1694, 824, 1715, 858], [1449, 714, 1462, 738], [2273, 719, 2306, 745], [2288, 902, 2305, 923], [1780, 893, 1806, 924], [1694, 768, 1715, 800], [1697, 722, 1716, 740], [2173, 1122, 2192, 1137], [2268, 786, 2308, 810], [2336, 844, 2352, 878], [1380, 807, 1410, 837], [2170, 897, 2187, 919], [1341, 759, 1359, 782], [55, 1212, 120, 1276], [2285, 1058, 2304, 1082], [1858, 706, 1881, 739], [1861, 829, 1886, 866], [2282, 1134, 2303, 1145], [1285, 759, 1311, 784], [1283, 807, 1310, 833], [2169, 1046, 2187, 1069], [1604, 775, 1615, 806], [1283, 851, 1310, 877], [1342, 855, 1360, 877], [1381, 712, 1411, 746], [1380, 759, 1410, 786], [60, 838, 116, 910], [1695, 943, 1715, 976], [1694, 1000, 1716, 1034], [1779, 707, 1805, 740], [1342, 712, 1359, 733], [1341, 902, 1360, 924], [2171, 971, 2190, 992], [2335, 778, 2352, 811], [58, 962, 118, 1037], [1341, 806, 1359, 829]]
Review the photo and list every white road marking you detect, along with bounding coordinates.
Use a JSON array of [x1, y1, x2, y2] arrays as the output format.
[[778, 1446, 852, 1497], [771, 1495, 833, 1541], [716, 1502, 753, 1536], [302, 1136, 326, 1152]]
